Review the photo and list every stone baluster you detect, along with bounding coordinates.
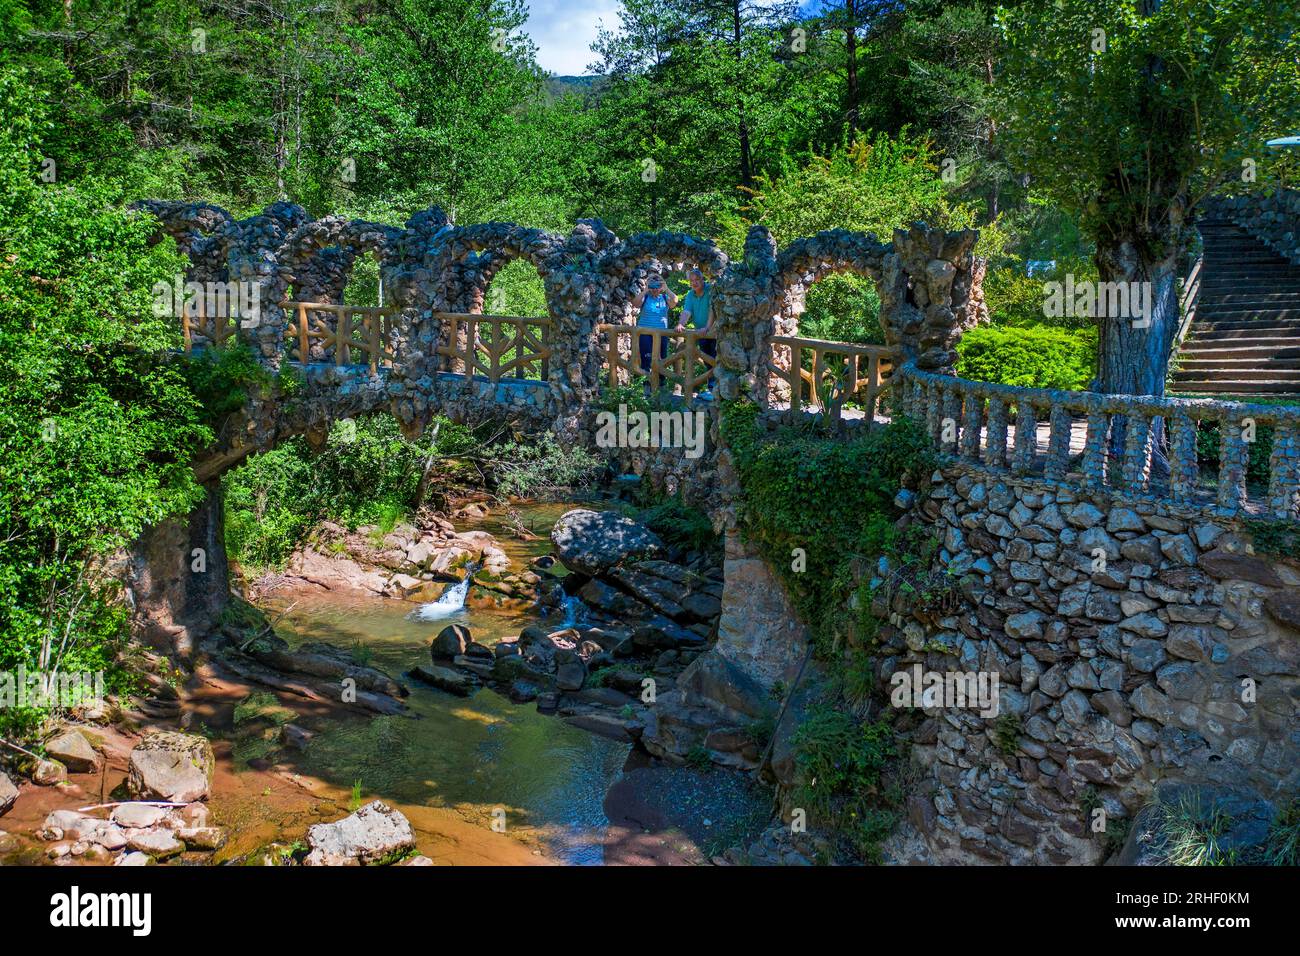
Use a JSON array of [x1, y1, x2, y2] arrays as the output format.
[[1044, 404, 1072, 481], [942, 387, 964, 454], [1267, 422, 1300, 518], [1167, 413, 1199, 504], [926, 381, 945, 445], [1012, 401, 1036, 474], [1121, 413, 1152, 491], [960, 391, 983, 460], [984, 397, 1008, 469], [1082, 408, 1109, 489], [1217, 414, 1248, 511]]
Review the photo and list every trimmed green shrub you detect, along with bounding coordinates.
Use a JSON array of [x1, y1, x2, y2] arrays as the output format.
[[956, 325, 1097, 391]]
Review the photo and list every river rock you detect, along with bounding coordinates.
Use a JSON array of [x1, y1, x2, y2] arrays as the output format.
[[409, 664, 476, 697], [555, 658, 587, 691], [430, 623, 470, 659], [176, 826, 227, 850], [0, 772, 17, 816], [127, 828, 185, 859], [304, 800, 416, 866], [115, 851, 153, 866], [550, 509, 664, 576], [45, 728, 102, 774], [127, 731, 214, 803], [111, 803, 169, 829], [33, 759, 67, 786]]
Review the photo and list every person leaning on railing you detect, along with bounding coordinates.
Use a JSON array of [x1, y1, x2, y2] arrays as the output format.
[[631, 273, 678, 378], [675, 268, 716, 359]]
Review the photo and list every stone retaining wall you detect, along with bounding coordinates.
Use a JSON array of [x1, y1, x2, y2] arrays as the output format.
[[877, 464, 1300, 864]]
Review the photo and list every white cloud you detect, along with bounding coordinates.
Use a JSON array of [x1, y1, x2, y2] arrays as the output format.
[[523, 0, 622, 76]]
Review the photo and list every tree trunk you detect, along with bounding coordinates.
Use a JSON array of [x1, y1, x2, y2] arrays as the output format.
[[1095, 239, 1180, 397], [845, 1, 858, 134], [732, 0, 753, 189]]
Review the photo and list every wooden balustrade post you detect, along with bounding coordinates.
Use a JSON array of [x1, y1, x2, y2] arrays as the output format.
[[787, 344, 802, 420], [297, 304, 309, 362], [368, 308, 381, 374], [683, 331, 698, 402]]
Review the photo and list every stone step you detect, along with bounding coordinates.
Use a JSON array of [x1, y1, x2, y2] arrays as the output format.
[[1172, 367, 1300, 382], [1169, 379, 1300, 394]]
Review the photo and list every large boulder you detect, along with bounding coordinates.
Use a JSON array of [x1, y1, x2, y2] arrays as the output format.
[[430, 624, 471, 660], [0, 772, 17, 816], [45, 728, 102, 774], [304, 800, 416, 866], [127, 731, 214, 803], [550, 509, 664, 577]]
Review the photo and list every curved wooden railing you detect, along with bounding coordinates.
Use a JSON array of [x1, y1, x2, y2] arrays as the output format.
[[894, 363, 1300, 519], [771, 335, 892, 421], [435, 312, 552, 382], [598, 324, 717, 400]]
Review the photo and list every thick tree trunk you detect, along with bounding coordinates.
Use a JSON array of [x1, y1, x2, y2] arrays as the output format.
[[1095, 240, 1180, 397]]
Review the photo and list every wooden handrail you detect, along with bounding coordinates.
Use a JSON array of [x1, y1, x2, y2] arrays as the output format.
[[596, 324, 717, 401], [435, 312, 552, 382], [772, 335, 893, 421]]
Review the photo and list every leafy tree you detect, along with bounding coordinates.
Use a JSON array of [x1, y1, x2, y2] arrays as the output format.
[[0, 62, 208, 723], [999, 0, 1300, 397]]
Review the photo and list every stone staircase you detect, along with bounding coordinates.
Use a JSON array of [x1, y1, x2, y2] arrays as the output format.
[[1173, 217, 1300, 395]]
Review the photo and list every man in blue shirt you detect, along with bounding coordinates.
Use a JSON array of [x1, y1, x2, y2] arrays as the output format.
[[632, 274, 677, 376]]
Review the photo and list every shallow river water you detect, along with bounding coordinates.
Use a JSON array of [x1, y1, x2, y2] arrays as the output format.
[[257, 503, 631, 865]]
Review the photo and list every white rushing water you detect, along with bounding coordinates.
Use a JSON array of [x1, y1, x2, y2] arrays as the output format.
[[410, 567, 476, 621], [558, 592, 586, 629]]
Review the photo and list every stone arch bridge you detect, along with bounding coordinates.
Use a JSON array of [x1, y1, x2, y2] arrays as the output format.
[[132, 201, 1299, 867]]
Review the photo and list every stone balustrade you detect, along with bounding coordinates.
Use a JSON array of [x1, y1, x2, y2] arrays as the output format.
[[894, 362, 1300, 519]]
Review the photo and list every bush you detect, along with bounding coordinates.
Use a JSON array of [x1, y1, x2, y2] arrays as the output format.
[[956, 324, 1097, 390], [792, 704, 899, 862], [722, 401, 935, 647]]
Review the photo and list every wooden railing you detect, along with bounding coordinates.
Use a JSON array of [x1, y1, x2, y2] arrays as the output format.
[[435, 312, 551, 382], [287, 301, 396, 373], [1172, 255, 1203, 356], [895, 363, 1300, 518], [771, 335, 893, 421], [598, 325, 717, 400], [180, 298, 240, 351]]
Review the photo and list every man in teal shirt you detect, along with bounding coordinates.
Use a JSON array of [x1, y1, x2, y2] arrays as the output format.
[[675, 268, 716, 360]]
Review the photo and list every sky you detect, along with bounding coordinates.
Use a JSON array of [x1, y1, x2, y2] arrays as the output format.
[[523, 0, 622, 76], [523, 0, 822, 76]]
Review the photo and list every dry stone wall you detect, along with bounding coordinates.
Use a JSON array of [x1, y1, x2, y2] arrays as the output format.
[[877, 463, 1300, 865]]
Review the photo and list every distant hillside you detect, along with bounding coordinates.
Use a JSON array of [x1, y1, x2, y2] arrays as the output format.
[[545, 74, 607, 101]]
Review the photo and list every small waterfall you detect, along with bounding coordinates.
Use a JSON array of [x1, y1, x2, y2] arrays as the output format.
[[411, 563, 478, 621], [558, 592, 586, 629]]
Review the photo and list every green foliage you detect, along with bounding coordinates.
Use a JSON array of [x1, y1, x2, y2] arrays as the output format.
[[1243, 518, 1300, 561], [993, 714, 1022, 757], [722, 400, 935, 649], [0, 61, 209, 736], [636, 494, 717, 555], [1149, 793, 1234, 866], [1264, 798, 1300, 867], [181, 343, 279, 428], [489, 432, 603, 500], [956, 325, 1097, 391], [791, 704, 899, 862]]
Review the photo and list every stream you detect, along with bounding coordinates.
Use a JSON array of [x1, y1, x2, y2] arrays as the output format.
[[248, 503, 635, 864]]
